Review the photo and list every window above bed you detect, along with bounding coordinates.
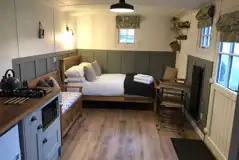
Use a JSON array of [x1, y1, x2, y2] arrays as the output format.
[[119, 29, 135, 44]]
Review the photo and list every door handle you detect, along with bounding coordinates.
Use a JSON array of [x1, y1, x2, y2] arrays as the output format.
[[31, 116, 37, 122], [43, 138, 48, 144], [37, 124, 43, 130]]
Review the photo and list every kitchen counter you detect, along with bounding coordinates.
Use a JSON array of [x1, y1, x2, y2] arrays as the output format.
[[0, 87, 61, 135]]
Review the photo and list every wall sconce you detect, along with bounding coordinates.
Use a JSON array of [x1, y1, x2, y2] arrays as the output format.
[[66, 25, 74, 36], [38, 21, 44, 39]]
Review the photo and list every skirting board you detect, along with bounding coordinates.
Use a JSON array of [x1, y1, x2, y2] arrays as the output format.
[[184, 111, 204, 140], [204, 135, 227, 160]]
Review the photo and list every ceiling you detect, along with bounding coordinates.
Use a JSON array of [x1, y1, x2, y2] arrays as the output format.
[[43, 0, 213, 16]]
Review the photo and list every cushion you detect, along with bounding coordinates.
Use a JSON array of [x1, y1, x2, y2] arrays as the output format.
[[44, 77, 60, 89], [78, 62, 91, 77], [60, 92, 82, 114], [91, 61, 101, 76], [64, 77, 86, 83], [37, 80, 50, 87], [64, 65, 82, 77], [163, 67, 178, 82], [84, 65, 96, 82]]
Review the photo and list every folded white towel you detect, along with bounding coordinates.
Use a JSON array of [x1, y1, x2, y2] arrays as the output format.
[[134, 76, 154, 82], [136, 74, 153, 79], [133, 78, 153, 84], [134, 75, 153, 81]]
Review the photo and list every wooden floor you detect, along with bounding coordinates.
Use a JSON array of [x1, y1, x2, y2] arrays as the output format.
[[59, 109, 199, 160]]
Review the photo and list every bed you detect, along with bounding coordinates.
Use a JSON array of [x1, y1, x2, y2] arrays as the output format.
[[61, 56, 158, 111]]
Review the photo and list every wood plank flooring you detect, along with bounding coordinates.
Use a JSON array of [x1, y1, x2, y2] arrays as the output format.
[[59, 109, 199, 160]]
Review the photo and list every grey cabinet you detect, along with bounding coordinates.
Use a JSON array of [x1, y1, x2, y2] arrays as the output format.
[[38, 118, 61, 160], [21, 109, 41, 160], [0, 125, 21, 160], [20, 95, 61, 160]]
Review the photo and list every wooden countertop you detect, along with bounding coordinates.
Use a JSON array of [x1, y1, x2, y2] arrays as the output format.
[[0, 87, 61, 135]]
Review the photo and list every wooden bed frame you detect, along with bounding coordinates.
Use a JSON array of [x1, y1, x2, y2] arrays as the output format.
[[61, 56, 158, 112]]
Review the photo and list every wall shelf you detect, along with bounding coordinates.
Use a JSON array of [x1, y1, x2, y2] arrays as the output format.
[[170, 17, 190, 52]]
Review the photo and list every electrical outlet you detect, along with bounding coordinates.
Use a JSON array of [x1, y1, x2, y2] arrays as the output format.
[[53, 57, 56, 62]]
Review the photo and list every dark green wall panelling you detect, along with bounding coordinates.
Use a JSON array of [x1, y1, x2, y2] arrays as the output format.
[[78, 49, 176, 80], [186, 55, 214, 132], [12, 50, 77, 82], [107, 51, 122, 73], [12, 49, 176, 82]]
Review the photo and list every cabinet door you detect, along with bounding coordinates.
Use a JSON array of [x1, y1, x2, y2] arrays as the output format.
[[0, 125, 21, 160], [22, 110, 42, 160], [38, 118, 61, 160]]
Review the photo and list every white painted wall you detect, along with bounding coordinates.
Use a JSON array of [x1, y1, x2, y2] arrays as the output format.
[[0, 0, 19, 79], [174, 0, 239, 159], [55, 9, 77, 52], [0, 0, 76, 77], [175, 0, 239, 78], [77, 13, 174, 51], [175, 6, 219, 78]]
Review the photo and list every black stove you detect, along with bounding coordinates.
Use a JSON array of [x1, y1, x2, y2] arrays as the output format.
[[0, 88, 52, 98], [1, 88, 53, 105]]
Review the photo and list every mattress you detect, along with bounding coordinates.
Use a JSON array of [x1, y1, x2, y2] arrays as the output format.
[[68, 74, 126, 96]]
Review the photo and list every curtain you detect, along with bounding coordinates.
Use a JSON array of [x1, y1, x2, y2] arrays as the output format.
[[216, 11, 239, 42], [116, 15, 140, 29], [195, 4, 215, 28]]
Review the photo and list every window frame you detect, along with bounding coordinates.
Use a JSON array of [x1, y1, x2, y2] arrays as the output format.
[[199, 26, 212, 49], [118, 28, 136, 44], [216, 42, 239, 92]]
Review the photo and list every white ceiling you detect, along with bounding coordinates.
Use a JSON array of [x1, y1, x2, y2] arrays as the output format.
[[43, 0, 213, 16]]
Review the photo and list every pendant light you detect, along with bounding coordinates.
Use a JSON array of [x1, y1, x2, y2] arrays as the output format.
[[110, 0, 134, 13]]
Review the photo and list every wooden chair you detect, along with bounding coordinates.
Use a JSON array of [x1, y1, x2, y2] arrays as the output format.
[[28, 71, 83, 139], [156, 67, 189, 133]]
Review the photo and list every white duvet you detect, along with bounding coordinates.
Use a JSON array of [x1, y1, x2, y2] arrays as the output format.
[[68, 74, 126, 96]]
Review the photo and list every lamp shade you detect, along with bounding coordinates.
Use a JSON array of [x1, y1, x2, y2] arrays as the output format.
[[110, 0, 134, 13]]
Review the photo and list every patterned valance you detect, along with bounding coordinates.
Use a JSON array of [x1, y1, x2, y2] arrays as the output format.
[[195, 4, 215, 28], [216, 11, 239, 42], [116, 15, 140, 29]]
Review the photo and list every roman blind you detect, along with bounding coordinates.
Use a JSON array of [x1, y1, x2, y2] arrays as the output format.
[[216, 11, 239, 42], [195, 4, 215, 28], [116, 15, 140, 29]]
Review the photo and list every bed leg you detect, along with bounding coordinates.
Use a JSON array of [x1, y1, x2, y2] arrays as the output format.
[[153, 96, 157, 113]]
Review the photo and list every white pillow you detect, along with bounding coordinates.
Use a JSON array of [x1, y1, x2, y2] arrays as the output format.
[[64, 62, 91, 78], [64, 77, 86, 83], [64, 65, 82, 77]]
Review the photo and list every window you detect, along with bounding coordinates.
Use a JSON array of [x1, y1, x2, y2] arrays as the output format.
[[119, 29, 135, 44], [200, 26, 212, 48], [216, 42, 239, 92]]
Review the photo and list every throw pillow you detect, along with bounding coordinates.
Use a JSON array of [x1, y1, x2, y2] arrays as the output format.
[[91, 61, 102, 76], [84, 65, 96, 82], [78, 62, 91, 77], [37, 80, 50, 88], [64, 65, 82, 77], [163, 67, 178, 82], [45, 77, 60, 89]]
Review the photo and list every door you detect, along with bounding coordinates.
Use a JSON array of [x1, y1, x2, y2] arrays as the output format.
[[205, 83, 237, 160], [38, 118, 61, 160], [0, 125, 21, 160], [228, 88, 239, 160], [22, 109, 42, 160]]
